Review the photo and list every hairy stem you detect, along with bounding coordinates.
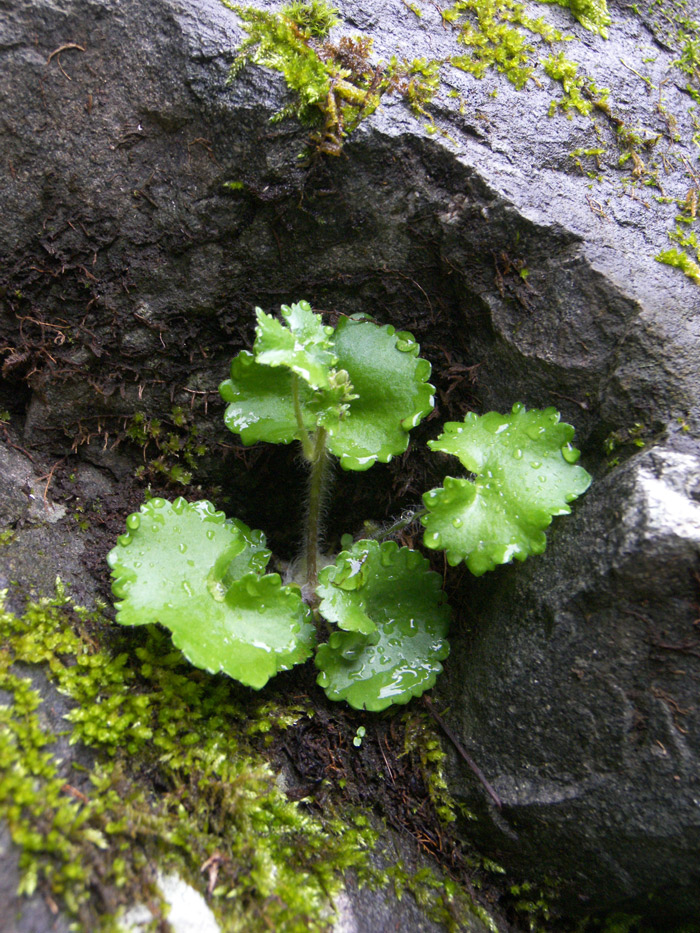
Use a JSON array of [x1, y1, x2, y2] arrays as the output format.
[[365, 507, 428, 543], [305, 427, 330, 599], [292, 373, 314, 461]]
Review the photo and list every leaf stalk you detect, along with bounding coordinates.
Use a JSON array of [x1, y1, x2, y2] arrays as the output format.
[[304, 426, 330, 600]]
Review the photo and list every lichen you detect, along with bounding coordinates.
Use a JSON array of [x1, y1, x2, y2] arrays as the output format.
[[0, 587, 381, 931]]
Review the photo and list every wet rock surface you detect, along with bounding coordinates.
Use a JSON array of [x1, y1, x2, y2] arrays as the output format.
[[440, 445, 700, 921], [1, 0, 700, 927]]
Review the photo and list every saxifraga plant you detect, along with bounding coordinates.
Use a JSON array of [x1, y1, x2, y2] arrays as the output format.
[[108, 302, 591, 711]]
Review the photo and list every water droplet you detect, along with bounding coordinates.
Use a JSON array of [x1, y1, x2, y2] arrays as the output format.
[[452, 518, 463, 528], [133, 561, 142, 569], [126, 514, 141, 531], [538, 475, 547, 483], [428, 531, 441, 546], [562, 443, 580, 464], [530, 461, 542, 470], [182, 581, 193, 597], [513, 448, 523, 460], [206, 529, 215, 540], [178, 543, 187, 554]]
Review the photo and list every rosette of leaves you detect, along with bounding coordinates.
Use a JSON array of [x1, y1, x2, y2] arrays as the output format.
[[421, 403, 592, 575], [219, 300, 435, 470], [107, 498, 316, 689], [314, 540, 450, 711]]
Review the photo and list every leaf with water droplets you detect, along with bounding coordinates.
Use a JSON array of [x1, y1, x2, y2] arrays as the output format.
[[220, 304, 434, 467], [107, 498, 315, 688], [315, 540, 450, 711], [326, 318, 435, 470], [254, 300, 337, 390], [422, 404, 592, 574], [220, 350, 320, 446]]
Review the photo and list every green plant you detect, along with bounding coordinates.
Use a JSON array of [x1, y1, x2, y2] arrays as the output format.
[[108, 302, 591, 711]]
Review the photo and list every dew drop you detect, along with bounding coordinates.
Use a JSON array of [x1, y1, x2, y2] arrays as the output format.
[[206, 529, 215, 540], [126, 514, 141, 531], [530, 461, 542, 470], [513, 448, 523, 460], [178, 543, 187, 554], [562, 443, 580, 464], [182, 581, 194, 597], [428, 531, 441, 546], [538, 475, 547, 483], [452, 518, 463, 528]]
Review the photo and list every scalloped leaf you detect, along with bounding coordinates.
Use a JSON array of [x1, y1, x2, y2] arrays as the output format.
[[219, 303, 435, 468], [220, 351, 319, 446], [422, 404, 592, 574], [107, 498, 315, 688], [326, 318, 435, 470], [254, 301, 337, 390], [315, 540, 450, 711]]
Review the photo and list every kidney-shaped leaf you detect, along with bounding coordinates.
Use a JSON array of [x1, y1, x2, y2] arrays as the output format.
[[315, 540, 450, 711], [107, 498, 315, 688], [422, 404, 592, 574], [220, 350, 327, 446], [327, 318, 435, 471]]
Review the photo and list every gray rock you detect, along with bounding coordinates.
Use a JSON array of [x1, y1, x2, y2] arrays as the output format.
[[439, 445, 700, 920]]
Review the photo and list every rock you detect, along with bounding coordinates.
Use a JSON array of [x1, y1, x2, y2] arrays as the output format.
[[1, 0, 700, 925], [440, 445, 700, 921]]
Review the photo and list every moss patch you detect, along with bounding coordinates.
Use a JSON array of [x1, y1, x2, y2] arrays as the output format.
[[0, 588, 380, 931], [0, 585, 505, 932]]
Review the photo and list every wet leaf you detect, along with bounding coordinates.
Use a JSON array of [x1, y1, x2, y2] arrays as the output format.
[[422, 404, 592, 574], [315, 540, 450, 711], [327, 318, 435, 470], [219, 303, 434, 468], [107, 498, 315, 688]]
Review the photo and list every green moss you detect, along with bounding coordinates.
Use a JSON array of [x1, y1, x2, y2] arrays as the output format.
[[543, 52, 593, 115], [0, 587, 383, 931], [126, 407, 208, 487], [448, 0, 565, 90], [538, 0, 611, 36], [656, 245, 700, 283], [389, 863, 500, 933], [403, 711, 474, 827], [226, 2, 442, 153]]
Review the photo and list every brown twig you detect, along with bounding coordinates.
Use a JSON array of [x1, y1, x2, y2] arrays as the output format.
[[423, 695, 502, 809]]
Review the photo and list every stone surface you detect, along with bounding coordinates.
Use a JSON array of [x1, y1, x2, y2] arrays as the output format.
[[1, 0, 700, 926], [440, 444, 700, 921]]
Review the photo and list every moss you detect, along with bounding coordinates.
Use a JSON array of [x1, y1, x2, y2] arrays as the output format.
[[656, 246, 700, 283], [1, 585, 500, 931], [543, 52, 593, 115], [126, 407, 208, 487], [538, 0, 611, 36], [226, 2, 443, 154], [448, 0, 565, 90], [389, 863, 500, 933], [402, 710, 473, 827], [0, 587, 382, 931]]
